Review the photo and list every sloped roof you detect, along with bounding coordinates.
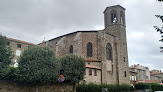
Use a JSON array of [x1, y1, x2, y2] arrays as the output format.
[[86, 65, 101, 70], [129, 70, 137, 73], [150, 72, 163, 75], [129, 67, 146, 70], [7, 37, 36, 45], [103, 5, 125, 13], [85, 59, 101, 62], [45, 30, 99, 42], [138, 80, 160, 83]]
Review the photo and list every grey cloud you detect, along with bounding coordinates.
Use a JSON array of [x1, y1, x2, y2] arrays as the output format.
[[0, 0, 105, 41], [0, 0, 163, 71], [124, 0, 163, 71]]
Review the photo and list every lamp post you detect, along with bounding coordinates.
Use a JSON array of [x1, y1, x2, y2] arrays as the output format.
[[58, 57, 61, 92]]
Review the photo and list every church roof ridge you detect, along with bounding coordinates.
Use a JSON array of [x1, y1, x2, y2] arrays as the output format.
[[39, 30, 101, 44]]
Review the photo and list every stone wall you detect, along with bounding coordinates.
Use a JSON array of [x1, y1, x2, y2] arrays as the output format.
[[84, 68, 101, 84], [0, 81, 73, 92], [38, 5, 130, 85], [104, 5, 130, 85], [85, 61, 101, 68], [97, 30, 118, 84], [81, 32, 98, 59]]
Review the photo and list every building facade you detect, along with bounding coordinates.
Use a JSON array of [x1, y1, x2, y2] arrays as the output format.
[[150, 70, 163, 83], [40, 5, 130, 84], [129, 64, 150, 81], [6, 37, 36, 67], [129, 70, 137, 84], [129, 65, 163, 84]]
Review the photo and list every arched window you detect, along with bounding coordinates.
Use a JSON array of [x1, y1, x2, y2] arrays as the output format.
[[111, 10, 117, 23], [120, 11, 124, 24], [106, 43, 112, 60], [87, 42, 92, 57], [69, 45, 73, 54]]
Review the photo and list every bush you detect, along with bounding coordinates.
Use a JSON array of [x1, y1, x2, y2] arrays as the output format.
[[151, 84, 163, 91], [135, 83, 163, 91], [76, 83, 131, 92], [4, 67, 18, 81], [61, 54, 85, 92], [0, 35, 13, 79], [77, 83, 101, 92], [17, 46, 59, 84]]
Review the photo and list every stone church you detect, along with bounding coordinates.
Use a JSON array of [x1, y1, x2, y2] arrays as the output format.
[[40, 5, 130, 84]]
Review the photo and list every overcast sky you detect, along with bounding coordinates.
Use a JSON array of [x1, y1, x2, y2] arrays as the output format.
[[0, 0, 162, 71]]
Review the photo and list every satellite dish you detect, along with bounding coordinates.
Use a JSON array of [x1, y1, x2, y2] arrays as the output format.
[[113, 17, 117, 24]]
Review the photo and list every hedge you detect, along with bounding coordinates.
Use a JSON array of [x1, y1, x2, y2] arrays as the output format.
[[135, 83, 163, 91], [76, 83, 132, 92], [3, 67, 18, 81]]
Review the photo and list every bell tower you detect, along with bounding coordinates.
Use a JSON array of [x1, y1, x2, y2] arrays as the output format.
[[103, 5, 130, 84], [104, 5, 126, 29]]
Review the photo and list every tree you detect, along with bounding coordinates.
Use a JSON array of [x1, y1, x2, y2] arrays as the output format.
[[0, 34, 13, 79], [60, 54, 85, 92], [154, 0, 163, 52], [17, 46, 59, 91], [4, 67, 18, 81]]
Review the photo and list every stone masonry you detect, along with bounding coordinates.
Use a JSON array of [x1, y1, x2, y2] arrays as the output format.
[[40, 5, 130, 85], [0, 81, 73, 92]]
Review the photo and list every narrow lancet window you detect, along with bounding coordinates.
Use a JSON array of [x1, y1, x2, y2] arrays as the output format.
[[87, 42, 92, 57], [70, 45, 73, 54], [106, 43, 112, 60]]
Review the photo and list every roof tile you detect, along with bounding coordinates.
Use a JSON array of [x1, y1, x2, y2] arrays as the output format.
[[7, 37, 36, 45], [86, 65, 101, 70], [85, 59, 101, 62]]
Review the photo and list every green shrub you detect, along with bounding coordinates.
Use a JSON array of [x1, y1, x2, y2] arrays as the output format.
[[135, 83, 163, 91], [0, 35, 13, 79], [120, 84, 131, 91], [76, 83, 86, 92], [77, 83, 101, 92], [151, 84, 163, 91], [77, 83, 163, 92], [4, 67, 18, 81], [87, 83, 101, 92], [17, 46, 59, 83], [135, 83, 149, 90], [76, 83, 131, 92]]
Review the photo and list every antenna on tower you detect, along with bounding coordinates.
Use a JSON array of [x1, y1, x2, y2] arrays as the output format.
[[42, 37, 45, 43]]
